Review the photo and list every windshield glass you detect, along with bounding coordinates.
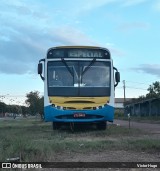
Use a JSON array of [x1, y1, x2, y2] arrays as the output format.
[[48, 61, 110, 88], [82, 66, 110, 87], [48, 66, 74, 87]]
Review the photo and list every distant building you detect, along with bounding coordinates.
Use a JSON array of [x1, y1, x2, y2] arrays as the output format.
[[115, 98, 132, 109], [125, 97, 160, 116]]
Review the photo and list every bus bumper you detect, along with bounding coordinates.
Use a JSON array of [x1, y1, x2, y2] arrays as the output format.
[[44, 105, 114, 123]]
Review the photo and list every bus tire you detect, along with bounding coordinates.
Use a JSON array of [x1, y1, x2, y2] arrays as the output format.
[[52, 122, 61, 130], [97, 121, 106, 130]]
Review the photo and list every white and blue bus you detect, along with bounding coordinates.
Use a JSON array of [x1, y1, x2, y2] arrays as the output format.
[[38, 46, 120, 130]]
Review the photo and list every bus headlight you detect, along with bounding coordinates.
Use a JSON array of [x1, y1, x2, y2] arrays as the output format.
[[93, 105, 104, 110], [56, 106, 64, 110], [57, 106, 61, 109], [52, 104, 63, 110]]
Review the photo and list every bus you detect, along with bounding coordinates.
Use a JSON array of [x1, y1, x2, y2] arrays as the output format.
[[38, 46, 120, 130]]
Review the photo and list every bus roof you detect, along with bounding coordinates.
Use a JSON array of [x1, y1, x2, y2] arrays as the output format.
[[47, 46, 111, 59], [49, 45, 109, 50]]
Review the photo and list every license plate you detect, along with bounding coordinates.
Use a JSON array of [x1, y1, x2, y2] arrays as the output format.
[[73, 113, 86, 118]]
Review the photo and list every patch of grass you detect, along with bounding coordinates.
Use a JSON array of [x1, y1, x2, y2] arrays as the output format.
[[0, 118, 159, 162], [125, 139, 160, 152], [115, 115, 160, 123]]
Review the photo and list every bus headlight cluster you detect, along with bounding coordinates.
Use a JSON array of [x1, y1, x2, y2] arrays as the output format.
[[52, 104, 65, 110], [93, 105, 105, 110], [52, 104, 107, 110]]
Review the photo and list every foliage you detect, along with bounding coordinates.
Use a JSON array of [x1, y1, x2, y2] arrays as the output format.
[[21, 106, 30, 116], [114, 109, 124, 118], [146, 81, 160, 98], [25, 91, 44, 119], [0, 91, 43, 118], [0, 102, 6, 114], [0, 102, 29, 117]]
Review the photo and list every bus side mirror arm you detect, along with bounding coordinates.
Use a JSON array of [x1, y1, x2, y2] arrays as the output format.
[[113, 67, 120, 87], [40, 73, 45, 81], [38, 59, 45, 81]]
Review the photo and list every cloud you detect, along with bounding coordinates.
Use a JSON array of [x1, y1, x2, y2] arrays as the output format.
[[52, 26, 98, 45], [103, 43, 125, 57], [131, 64, 160, 78], [0, 25, 97, 74], [152, 0, 160, 12], [122, 0, 149, 7], [0, 0, 129, 75], [75, 0, 148, 12], [80, 0, 117, 11], [0, 1, 98, 75], [118, 22, 149, 32]]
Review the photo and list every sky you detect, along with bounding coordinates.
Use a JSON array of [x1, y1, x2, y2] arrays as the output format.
[[0, 0, 160, 105]]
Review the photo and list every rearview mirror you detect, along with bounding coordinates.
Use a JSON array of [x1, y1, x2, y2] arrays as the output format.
[[115, 71, 120, 83], [38, 63, 42, 75]]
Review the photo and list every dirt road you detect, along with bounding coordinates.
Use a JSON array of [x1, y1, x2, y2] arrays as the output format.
[[113, 119, 160, 134]]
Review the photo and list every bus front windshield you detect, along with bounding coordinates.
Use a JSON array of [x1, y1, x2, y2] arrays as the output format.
[[48, 61, 110, 88]]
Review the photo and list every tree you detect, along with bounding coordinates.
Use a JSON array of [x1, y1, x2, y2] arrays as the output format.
[[146, 81, 160, 98], [21, 106, 29, 117], [25, 91, 44, 120], [0, 102, 6, 116], [39, 96, 44, 119]]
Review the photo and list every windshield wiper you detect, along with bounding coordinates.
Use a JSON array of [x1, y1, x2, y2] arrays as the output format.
[[81, 58, 96, 76], [61, 58, 74, 77]]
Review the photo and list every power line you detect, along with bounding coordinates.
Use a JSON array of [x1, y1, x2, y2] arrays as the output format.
[[116, 85, 148, 91], [126, 86, 148, 91], [126, 80, 159, 85], [126, 81, 148, 85]]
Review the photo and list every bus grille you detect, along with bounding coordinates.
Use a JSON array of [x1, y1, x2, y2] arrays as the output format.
[[56, 114, 103, 120]]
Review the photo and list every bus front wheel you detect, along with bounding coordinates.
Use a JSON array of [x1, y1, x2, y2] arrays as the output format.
[[97, 121, 107, 130], [52, 122, 61, 130]]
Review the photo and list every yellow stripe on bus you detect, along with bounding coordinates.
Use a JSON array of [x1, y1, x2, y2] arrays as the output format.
[[49, 96, 110, 109]]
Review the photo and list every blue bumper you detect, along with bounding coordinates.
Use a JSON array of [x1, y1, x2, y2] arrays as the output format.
[[44, 105, 114, 123]]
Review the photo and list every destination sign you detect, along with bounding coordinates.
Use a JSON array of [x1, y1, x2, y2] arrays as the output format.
[[47, 48, 110, 59], [68, 50, 103, 58]]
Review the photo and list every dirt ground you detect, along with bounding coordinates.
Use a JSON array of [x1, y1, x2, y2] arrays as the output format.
[[114, 119, 160, 134], [39, 150, 159, 171], [43, 120, 160, 171], [42, 150, 160, 171]]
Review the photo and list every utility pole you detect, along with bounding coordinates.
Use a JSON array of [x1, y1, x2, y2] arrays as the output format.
[[123, 80, 126, 115], [123, 80, 126, 103]]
